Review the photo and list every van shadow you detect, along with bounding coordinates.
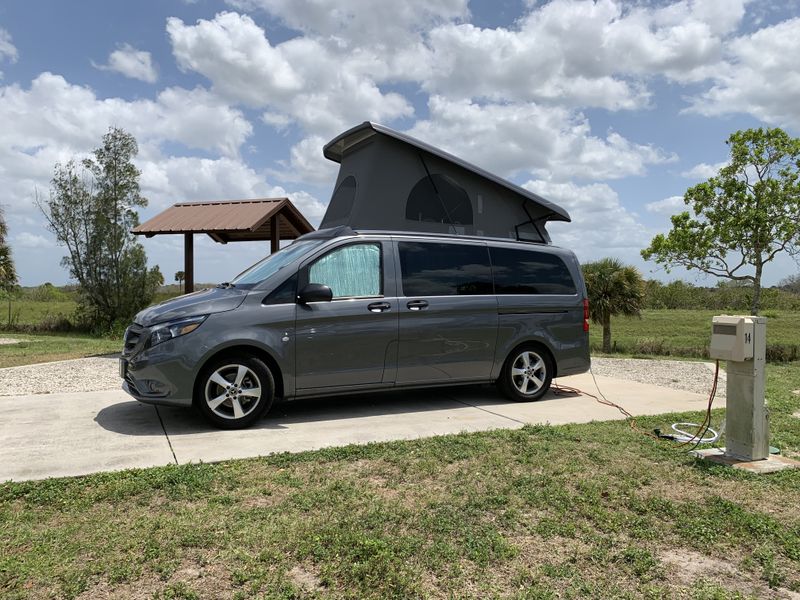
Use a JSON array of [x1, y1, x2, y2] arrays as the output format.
[[95, 383, 574, 436]]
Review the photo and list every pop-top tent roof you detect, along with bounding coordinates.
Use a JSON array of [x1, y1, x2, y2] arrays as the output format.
[[321, 122, 570, 242], [133, 198, 314, 244]]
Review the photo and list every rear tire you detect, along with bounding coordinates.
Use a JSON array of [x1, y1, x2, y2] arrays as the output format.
[[497, 345, 553, 402], [196, 355, 275, 429]]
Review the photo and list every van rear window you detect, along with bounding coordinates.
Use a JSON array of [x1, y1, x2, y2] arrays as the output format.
[[490, 247, 576, 295]]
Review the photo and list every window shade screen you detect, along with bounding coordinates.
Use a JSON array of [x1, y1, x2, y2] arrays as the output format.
[[309, 243, 381, 298]]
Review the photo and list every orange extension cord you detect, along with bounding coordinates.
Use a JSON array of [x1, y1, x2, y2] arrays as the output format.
[[551, 360, 721, 447]]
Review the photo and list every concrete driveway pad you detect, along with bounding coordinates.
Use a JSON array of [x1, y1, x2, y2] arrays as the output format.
[[0, 390, 174, 482], [0, 372, 722, 483]]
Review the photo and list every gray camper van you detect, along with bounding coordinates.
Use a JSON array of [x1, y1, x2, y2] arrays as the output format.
[[120, 122, 590, 428], [120, 227, 590, 429]]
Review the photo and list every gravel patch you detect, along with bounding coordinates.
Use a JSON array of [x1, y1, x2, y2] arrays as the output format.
[[0, 356, 120, 396], [590, 357, 725, 399], [1, 354, 725, 399]]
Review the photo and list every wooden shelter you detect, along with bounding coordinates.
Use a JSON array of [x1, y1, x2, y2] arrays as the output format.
[[133, 198, 314, 293]]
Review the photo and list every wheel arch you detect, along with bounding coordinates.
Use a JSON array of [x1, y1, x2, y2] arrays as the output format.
[[500, 339, 558, 379], [194, 344, 285, 404]]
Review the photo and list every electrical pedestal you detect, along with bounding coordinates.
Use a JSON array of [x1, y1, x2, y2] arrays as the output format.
[[693, 315, 799, 474]]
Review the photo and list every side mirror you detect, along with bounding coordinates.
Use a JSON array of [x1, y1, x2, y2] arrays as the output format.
[[297, 283, 333, 304]]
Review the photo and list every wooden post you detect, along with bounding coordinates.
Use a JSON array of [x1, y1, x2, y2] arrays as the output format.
[[184, 233, 194, 294], [270, 216, 279, 254]]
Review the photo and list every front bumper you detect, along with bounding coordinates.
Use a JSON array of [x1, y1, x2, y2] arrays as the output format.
[[120, 326, 196, 408], [122, 380, 192, 408]]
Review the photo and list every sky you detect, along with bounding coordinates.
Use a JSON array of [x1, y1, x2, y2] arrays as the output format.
[[1, 0, 799, 287]]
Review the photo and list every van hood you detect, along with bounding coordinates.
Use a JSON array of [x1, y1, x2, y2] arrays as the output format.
[[135, 287, 248, 327]]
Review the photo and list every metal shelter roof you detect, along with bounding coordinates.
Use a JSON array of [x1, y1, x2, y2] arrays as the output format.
[[323, 121, 571, 223], [132, 198, 315, 244]]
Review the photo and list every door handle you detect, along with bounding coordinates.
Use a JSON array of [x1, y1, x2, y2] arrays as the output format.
[[406, 299, 429, 311], [367, 301, 391, 313]]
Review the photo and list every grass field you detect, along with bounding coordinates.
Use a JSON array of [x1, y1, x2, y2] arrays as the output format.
[[591, 309, 800, 360], [0, 333, 121, 368], [2, 287, 209, 329], [1, 303, 799, 596], [1, 364, 799, 599], [1, 299, 76, 329]]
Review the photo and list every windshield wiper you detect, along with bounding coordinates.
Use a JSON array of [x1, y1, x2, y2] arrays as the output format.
[[216, 282, 235, 289]]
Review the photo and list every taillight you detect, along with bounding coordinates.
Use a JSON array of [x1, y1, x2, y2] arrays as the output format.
[[583, 298, 590, 332]]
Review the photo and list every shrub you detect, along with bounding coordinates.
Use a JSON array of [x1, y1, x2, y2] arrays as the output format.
[[766, 344, 800, 363]]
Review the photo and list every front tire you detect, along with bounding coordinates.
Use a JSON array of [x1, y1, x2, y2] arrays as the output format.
[[196, 355, 275, 429], [497, 346, 553, 402]]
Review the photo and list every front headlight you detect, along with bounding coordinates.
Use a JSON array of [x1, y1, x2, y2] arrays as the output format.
[[149, 315, 208, 347]]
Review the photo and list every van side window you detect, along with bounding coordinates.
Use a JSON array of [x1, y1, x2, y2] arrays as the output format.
[[309, 243, 382, 299], [490, 247, 576, 295], [405, 174, 473, 225], [398, 242, 492, 296]]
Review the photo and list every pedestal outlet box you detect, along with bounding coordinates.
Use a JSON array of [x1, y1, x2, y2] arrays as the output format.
[[711, 315, 768, 462], [710, 316, 754, 362]]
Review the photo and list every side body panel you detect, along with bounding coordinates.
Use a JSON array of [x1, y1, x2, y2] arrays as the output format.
[[397, 295, 499, 383], [294, 238, 400, 390], [393, 239, 498, 384], [125, 298, 296, 406], [489, 245, 590, 379]]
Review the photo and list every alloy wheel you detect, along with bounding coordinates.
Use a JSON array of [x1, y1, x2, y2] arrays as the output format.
[[204, 364, 262, 420], [510, 350, 546, 396]]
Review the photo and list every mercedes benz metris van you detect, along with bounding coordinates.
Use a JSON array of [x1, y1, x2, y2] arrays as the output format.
[[120, 227, 591, 429]]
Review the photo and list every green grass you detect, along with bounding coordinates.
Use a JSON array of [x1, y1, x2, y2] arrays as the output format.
[[1, 299, 77, 328], [592, 309, 800, 360], [0, 333, 121, 368], [2, 364, 799, 599]]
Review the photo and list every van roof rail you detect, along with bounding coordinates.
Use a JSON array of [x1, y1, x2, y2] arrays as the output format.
[[298, 226, 556, 247]]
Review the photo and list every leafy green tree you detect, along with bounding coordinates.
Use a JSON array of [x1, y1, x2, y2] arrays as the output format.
[[38, 127, 162, 329], [582, 258, 645, 353], [642, 128, 800, 315], [779, 273, 800, 295], [174, 270, 185, 294]]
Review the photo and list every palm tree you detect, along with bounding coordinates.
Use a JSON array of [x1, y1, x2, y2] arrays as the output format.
[[582, 258, 645, 353], [174, 270, 185, 294], [0, 206, 17, 293]]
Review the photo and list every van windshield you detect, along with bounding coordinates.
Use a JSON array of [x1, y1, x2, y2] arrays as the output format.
[[231, 240, 323, 286]]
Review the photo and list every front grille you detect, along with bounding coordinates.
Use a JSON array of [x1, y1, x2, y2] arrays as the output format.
[[123, 324, 145, 356]]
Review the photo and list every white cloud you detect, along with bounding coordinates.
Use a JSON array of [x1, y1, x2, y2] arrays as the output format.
[[680, 161, 727, 180], [168, 12, 413, 137], [138, 154, 326, 222], [228, 0, 468, 49], [420, 0, 747, 109], [271, 135, 339, 188], [684, 17, 800, 128], [261, 111, 292, 131], [93, 44, 158, 83], [0, 28, 17, 64], [0, 73, 324, 285], [523, 180, 652, 261], [407, 96, 675, 182], [11, 232, 53, 249], [168, 12, 302, 107], [645, 195, 685, 216], [0, 73, 252, 160]]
